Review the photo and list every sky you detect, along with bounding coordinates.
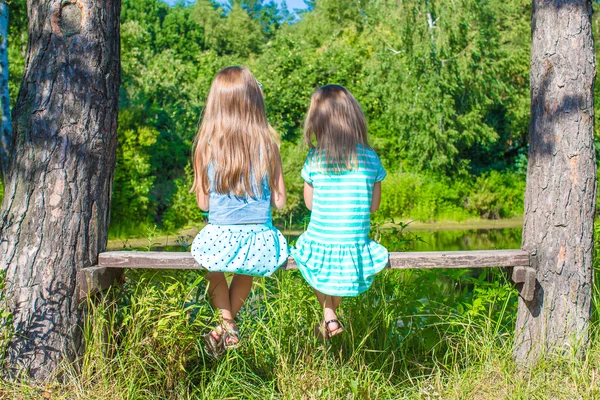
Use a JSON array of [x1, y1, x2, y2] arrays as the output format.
[[161, 0, 309, 12]]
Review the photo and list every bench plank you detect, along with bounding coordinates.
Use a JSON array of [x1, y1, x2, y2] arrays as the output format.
[[98, 249, 530, 270], [79, 249, 535, 301]]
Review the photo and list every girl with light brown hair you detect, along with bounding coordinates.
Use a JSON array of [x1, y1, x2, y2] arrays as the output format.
[[291, 85, 388, 339], [190, 66, 288, 357]]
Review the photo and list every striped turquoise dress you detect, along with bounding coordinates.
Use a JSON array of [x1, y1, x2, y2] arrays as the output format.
[[291, 145, 389, 297]]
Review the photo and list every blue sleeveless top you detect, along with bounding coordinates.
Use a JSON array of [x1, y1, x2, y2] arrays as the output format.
[[207, 164, 272, 225]]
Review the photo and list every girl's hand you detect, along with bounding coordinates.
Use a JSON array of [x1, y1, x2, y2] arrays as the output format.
[[271, 151, 287, 209], [303, 182, 313, 211], [197, 189, 210, 211], [370, 182, 381, 213]]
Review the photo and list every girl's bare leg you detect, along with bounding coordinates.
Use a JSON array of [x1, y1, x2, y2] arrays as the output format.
[[229, 274, 253, 318], [206, 272, 249, 347], [331, 295, 341, 310], [314, 289, 343, 334], [206, 272, 233, 320]]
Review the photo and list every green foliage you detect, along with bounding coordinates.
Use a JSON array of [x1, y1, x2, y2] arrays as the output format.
[[7, 0, 534, 232], [162, 164, 207, 231], [376, 170, 525, 223], [377, 172, 471, 222], [110, 109, 159, 236], [273, 141, 309, 225], [464, 170, 526, 219], [207, 2, 265, 57], [154, 4, 206, 60], [7, 0, 27, 108], [114, 0, 532, 230]]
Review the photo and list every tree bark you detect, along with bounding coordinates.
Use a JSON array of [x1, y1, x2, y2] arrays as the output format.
[[0, 0, 120, 380], [514, 0, 596, 365], [0, 2, 10, 177]]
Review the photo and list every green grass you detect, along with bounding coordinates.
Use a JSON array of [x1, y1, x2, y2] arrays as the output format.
[[1, 264, 599, 399], [1, 223, 599, 399]]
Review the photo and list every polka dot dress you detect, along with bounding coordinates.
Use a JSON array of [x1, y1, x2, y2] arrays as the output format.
[[191, 223, 288, 277]]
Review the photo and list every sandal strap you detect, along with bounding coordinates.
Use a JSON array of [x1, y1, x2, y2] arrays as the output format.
[[324, 319, 344, 338], [221, 319, 240, 348], [221, 319, 239, 335], [324, 319, 342, 330], [204, 331, 225, 358]]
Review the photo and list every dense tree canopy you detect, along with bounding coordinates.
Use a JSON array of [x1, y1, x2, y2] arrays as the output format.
[[5, 0, 581, 234]]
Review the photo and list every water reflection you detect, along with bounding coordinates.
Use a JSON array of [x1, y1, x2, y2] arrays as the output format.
[[114, 227, 523, 253], [407, 227, 522, 252]]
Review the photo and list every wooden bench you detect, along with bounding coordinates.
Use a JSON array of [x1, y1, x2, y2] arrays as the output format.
[[78, 249, 537, 302]]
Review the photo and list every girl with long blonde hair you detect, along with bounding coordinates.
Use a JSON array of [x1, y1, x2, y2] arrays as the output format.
[[190, 66, 287, 357], [291, 85, 388, 339]]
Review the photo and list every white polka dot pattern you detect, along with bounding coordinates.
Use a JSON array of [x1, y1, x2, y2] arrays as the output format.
[[191, 223, 289, 277]]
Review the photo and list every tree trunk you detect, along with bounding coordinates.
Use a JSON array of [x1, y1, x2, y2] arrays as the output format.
[[0, 0, 120, 380], [0, 2, 10, 177], [514, 0, 596, 365]]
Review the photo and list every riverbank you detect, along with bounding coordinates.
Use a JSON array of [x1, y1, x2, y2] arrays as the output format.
[[400, 216, 523, 231]]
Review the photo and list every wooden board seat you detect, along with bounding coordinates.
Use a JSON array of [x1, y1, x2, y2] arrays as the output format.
[[78, 249, 536, 302]]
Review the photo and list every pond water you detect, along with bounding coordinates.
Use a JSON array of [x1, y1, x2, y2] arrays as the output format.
[[283, 226, 522, 253], [111, 225, 523, 253], [406, 227, 522, 252]]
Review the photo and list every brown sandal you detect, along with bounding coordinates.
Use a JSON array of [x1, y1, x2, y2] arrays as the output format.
[[204, 318, 241, 357], [221, 319, 240, 350], [315, 319, 345, 340], [204, 325, 226, 358]]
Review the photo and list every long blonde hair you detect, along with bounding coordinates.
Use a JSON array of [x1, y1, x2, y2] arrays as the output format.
[[191, 66, 279, 199], [304, 85, 369, 172]]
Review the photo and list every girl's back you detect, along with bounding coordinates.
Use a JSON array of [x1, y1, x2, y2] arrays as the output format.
[[302, 144, 386, 244], [207, 164, 272, 225]]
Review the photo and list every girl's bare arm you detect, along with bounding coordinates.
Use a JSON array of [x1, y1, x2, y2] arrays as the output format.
[[271, 152, 287, 209], [304, 182, 314, 211], [197, 188, 210, 211], [370, 182, 381, 213]]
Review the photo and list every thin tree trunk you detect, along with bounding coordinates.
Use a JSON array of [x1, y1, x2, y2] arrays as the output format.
[[0, 2, 10, 177], [425, 0, 437, 58], [0, 0, 120, 380], [514, 0, 596, 365]]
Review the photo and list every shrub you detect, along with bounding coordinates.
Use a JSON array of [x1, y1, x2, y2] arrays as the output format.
[[376, 172, 473, 222], [162, 163, 206, 232], [464, 171, 525, 219], [376, 170, 525, 222]]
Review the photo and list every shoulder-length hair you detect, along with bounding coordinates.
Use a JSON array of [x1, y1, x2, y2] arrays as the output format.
[[304, 84, 369, 172], [191, 66, 280, 200]]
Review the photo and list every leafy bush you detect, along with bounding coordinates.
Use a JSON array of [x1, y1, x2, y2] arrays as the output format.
[[109, 109, 159, 236], [108, 0, 531, 228], [161, 164, 206, 232], [376, 172, 473, 222], [376, 170, 525, 223], [464, 171, 526, 219]]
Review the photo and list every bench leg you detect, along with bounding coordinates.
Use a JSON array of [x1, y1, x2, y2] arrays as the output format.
[[77, 266, 124, 302], [512, 266, 537, 302]]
